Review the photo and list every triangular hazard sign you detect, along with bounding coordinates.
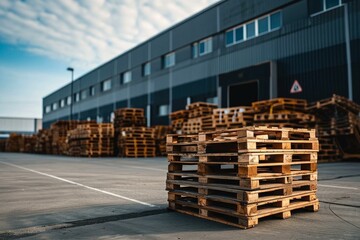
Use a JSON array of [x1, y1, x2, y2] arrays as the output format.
[[290, 80, 302, 93]]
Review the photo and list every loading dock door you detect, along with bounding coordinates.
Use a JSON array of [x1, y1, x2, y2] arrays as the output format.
[[228, 81, 258, 107]]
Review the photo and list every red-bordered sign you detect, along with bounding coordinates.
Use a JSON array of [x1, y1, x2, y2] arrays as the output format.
[[290, 80, 303, 93]]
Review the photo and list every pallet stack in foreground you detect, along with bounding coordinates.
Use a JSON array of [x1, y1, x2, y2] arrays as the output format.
[[67, 123, 114, 157], [166, 126, 319, 229]]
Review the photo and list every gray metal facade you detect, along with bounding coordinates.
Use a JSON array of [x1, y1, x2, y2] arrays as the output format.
[[43, 0, 360, 128]]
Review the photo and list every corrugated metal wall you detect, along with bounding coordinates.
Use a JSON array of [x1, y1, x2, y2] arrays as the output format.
[[43, 0, 360, 127]]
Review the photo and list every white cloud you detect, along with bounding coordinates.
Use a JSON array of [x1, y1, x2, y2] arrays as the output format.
[[0, 0, 221, 71]]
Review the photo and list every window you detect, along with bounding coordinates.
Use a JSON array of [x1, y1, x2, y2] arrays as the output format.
[[163, 52, 175, 68], [225, 30, 234, 46], [258, 16, 269, 35], [52, 102, 58, 110], [311, 0, 343, 15], [270, 12, 282, 30], [60, 99, 65, 108], [67, 96, 71, 105], [121, 71, 132, 84], [199, 37, 212, 56], [235, 26, 244, 42], [246, 21, 256, 39], [45, 105, 51, 113], [158, 104, 169, 116], [101, 79, 112, 91], [206, 97, 218, 105], [81, 89, 87, 100], [226, 26, 244, 46], [225, 10, 282, 47], [74, 92, 80, 102], [89, 86, 95, 96], [192, 43, 199, 58], [326, 0, 341, 9], [142, 62, 151, 76], [192, 37, 212, 57]]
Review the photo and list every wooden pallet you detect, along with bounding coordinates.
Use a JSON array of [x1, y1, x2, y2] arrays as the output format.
[[168, 195, 318, 229], [168, 151, 317, 165], [168, 179, 316, 204], [198, 126, 316, 142], [167, 171, 317, 190], [170, 110, 189, 120], [252, 98, 307, 113]]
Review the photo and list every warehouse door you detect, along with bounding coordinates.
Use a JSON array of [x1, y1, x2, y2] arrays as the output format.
[[228, 81, 258, 107]]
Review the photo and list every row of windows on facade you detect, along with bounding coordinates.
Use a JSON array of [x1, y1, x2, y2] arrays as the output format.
[[46, 95, 218, 118], [45, 1, 342, 114]]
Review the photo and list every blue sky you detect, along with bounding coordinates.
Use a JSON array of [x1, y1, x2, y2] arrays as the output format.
[[0, 0, 219, 118]]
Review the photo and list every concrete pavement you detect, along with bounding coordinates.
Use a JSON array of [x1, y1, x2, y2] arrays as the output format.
[[0, 153, 359, 239]]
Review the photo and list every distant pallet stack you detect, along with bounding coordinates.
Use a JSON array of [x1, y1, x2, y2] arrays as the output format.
[[23, 135, 36, 153], [114, 108, 146, 128], [0, 139, 6, 152], [308, 94, 360, 161], [154, 125, 172, 156], [182, 102, 217, 134], [252, 98, 315, 129], [5, 133, 25, 152], [51, 120, 90, 155], [34, 129, 53, 154], [114, 108, 147, 156], [118, 127, 156, 157], [170, 110, 189, 134], [212, 106, 254, 130], [166, 126, 319, 229], [67, 123, 114, 157]]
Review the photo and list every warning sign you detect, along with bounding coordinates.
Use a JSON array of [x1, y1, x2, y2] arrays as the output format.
[[290, 80, 302, 93]]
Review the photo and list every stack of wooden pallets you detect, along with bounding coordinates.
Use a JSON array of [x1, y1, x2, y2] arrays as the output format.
[[67, 123, 114, 157], [34, 129, 53, 154], [182, 102, 217, 134], [170, 110, 189, 134], [23, 135, 36, 153], [117, 127, 156, 157], [114, 108, 147, 155], [252, 98, 315, 129], [0, 139, 6, 152], [5, 134, 24, 152], [308, 94, 360, 161], [166, 126, 319, 229], [154, 125, 172, 156], [212, 106, 254, 130], [114, 108, 157, 157], [51, 120, 90, 155], [114, 108, 146, 128]]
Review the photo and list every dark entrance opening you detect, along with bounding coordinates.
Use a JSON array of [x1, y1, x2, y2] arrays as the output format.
[[228, 80, 258, 107]]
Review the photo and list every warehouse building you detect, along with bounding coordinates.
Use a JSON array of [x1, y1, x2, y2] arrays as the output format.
[[43, 0, 360, 128], [0, 117, 42, 139]]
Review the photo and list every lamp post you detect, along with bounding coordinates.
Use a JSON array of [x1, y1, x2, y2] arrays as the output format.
[[67, 67, 74, 120]]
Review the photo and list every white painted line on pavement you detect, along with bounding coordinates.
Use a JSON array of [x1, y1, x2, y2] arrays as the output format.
[[318, 184, 358, 190], [0, 161, 156, 207]]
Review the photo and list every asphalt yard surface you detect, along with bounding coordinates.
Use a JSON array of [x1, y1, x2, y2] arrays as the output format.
[[0, 153, 359, 239]]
